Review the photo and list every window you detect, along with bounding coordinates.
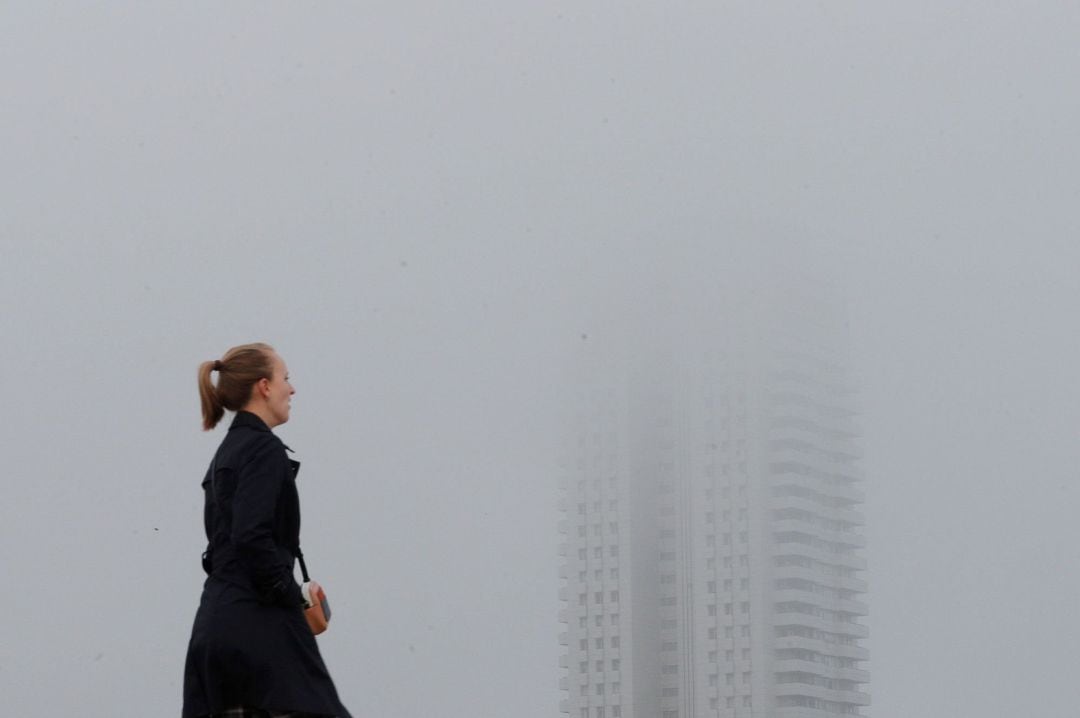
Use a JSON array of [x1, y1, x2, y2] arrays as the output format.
[[595, 638, 604, 649], [724, 603, 733, 615], [594, 547, 603, 559], [708, 674, 718, 687], [708, 604, 717, 616], [593, 523, 602, 536], [742, 647, 750, 659], [708, 650, 717, 662], [578, 526, 587, 537], [581, 708, 589, 718], [612, 707, 621, 718], [611, 636, 620, 648], [662, 665, 678, 675], [611, 613, 619, 625], [610, 568, 619, 579], [662, 641, 677, 651], [708, 628, 717, 639], [741, 625, 750, 638], [578, 549, 587, 560], [612, 658, 620, 671], [596, 660, 604, 672], [725, 626, 733, 638], [595, 592, 603, 604], [742, 696, 751, 707], [707, 581, 716, 593], [740, 601, 749, 613], [579, 616, 587, 628], [578, 503, 586, 515], [610, 590, 619, 603], [596, 683, 604, 695], [579, 639, 587, 650], [579, 593, 587, 606], [610, 545, 619, 557], [596, 708, 605, 718], [595, 614, 603, 627], [579, 661, 587, 673], [580, 685, 588, 696], [609, 521, 619, 534], [612, 681, 620, 694], [742, 671, 751, 684], [579, 571, 587, 582], [709, 698, 718, 709], [663, 687, 678, 697], [661, 574, 676, 584]]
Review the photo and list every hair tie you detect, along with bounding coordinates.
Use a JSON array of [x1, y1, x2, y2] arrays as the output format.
[[213, 360, 223, 371]]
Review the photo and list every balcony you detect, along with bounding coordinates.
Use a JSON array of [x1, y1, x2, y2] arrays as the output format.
[[772, 519, 868, 550], [773, 612, 870, 639], [766, 400, 862, 437], [768, 450, 865, 485], [770, 470, 866, 504], [772, 589, 869, 617], [771, 493, 861, 525], [774, 634, 869, 661], [774, 682, 871, 707], [767, 427, 864, 461], [772, 658, 870, 684], [772, 564, 868, 593], [772, 539, 867, 571]]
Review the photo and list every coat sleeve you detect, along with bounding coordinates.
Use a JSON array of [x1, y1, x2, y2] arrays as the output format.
[[231, 436, 304, 607]]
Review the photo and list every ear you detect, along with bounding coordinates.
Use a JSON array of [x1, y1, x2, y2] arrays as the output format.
[[257, 376, 272, 398]]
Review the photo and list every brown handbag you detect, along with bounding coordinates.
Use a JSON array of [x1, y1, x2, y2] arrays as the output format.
[[305, 580, 331, 635], [295, 549, 332, 635]]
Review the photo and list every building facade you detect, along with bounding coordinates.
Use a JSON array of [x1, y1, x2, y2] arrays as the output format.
[[558, 279, 870, 718]]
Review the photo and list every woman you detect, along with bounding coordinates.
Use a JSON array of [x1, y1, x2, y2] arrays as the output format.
[[183, 343, 351, 718]]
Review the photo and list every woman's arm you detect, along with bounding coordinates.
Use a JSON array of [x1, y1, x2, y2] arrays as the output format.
[[231, 435, 304, 607]]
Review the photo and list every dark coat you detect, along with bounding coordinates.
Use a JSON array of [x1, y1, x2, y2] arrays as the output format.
[[182, 411, 351, 718]]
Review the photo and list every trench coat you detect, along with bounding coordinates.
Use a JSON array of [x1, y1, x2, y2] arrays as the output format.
[[182, 411, 351, 718]]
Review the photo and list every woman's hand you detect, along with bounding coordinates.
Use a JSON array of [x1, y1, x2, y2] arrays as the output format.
[[301, 580, 322, 609]]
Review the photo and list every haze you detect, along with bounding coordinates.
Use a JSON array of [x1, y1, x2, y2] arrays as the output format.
[[3, 3, 1079, 716]]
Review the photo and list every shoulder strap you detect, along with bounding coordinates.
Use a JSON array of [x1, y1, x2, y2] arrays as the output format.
[[294, 546, 311, 583]]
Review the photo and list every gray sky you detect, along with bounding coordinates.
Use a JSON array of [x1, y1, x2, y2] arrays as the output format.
[[3, 3, 1080, 716]]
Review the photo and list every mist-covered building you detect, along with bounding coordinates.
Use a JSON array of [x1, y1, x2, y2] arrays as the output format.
[[558, 275, 870, 718]]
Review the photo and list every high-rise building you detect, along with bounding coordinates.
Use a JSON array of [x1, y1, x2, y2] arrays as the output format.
[[558, 276, 870, 718]]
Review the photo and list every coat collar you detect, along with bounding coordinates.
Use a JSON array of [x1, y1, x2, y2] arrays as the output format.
[[229, 410, 273, 433], [229, 410, 295, 453]]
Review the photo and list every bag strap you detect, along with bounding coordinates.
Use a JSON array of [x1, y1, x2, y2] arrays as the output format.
[[295, 546, 311, 583]]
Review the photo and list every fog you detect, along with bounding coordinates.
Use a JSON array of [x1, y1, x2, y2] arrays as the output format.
[[3, 3, 1079, 716]]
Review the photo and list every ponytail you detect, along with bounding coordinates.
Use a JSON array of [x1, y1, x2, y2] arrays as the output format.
[[198, 360, 225, 430], [198, 343, 276, 431]]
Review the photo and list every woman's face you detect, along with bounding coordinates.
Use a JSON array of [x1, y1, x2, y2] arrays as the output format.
[[264, 353, 295, 427]]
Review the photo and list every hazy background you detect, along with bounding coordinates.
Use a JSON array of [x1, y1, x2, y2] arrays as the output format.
[[3, 3, 1079, 716]]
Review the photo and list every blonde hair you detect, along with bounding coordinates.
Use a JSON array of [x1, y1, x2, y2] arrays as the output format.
[[197, 343, 276, 430]]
